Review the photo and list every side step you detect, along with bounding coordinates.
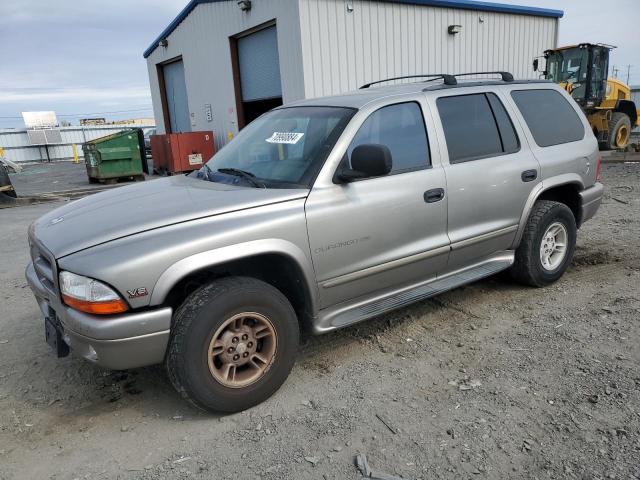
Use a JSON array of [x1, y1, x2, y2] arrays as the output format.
[[314, 251, 514, 333]]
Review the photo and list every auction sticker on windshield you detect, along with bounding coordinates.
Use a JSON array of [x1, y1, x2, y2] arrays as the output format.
[[266, 132, 304, 144]]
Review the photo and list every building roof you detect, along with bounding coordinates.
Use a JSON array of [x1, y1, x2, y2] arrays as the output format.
[[143, 0, 564, 59]]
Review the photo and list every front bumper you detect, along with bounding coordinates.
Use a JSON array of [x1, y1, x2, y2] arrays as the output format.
[[26, 262, 172, 370], [579, 181, 604, 226]]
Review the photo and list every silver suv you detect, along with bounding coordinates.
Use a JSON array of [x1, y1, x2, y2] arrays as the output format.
[[26, 73, 603, 412]]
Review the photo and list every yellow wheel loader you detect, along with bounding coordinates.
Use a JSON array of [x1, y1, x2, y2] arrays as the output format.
[[534, 43, 639, 150]]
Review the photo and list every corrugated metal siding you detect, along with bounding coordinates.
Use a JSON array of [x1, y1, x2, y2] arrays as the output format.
[[0, 126, 153, 163], [146, 0, 305, 148], [298, 0, 557, 98]]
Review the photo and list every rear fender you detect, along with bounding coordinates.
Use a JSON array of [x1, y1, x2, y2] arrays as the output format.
[[616, 100, 637, 125], [511, 174, 585, 248]]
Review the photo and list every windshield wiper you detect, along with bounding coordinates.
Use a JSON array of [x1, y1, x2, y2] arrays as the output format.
[[217, 168, 266, 188]]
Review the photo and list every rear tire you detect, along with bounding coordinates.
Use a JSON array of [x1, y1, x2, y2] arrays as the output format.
[[511, 200, 576, 287], [608, 112, 631, 150], [166, 276, 299, 413]]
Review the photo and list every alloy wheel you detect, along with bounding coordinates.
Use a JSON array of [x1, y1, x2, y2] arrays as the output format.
[[207, 312, 277, 388]]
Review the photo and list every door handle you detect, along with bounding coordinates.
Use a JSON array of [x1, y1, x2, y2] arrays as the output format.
[[521, 169, 538, 182], [424, 188, 445, 203]]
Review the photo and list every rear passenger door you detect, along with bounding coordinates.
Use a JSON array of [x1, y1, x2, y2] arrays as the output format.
[[433, 91, 541, 271], [509, 88, 592, 185]]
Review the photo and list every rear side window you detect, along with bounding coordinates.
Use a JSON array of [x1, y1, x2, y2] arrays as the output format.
[[348, 102, 430, 172], [437, 93, 519, 163], [511, 89, 585, 147]]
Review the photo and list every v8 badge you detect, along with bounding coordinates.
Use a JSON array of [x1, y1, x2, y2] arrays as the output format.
[[127, 287, 148, 299]]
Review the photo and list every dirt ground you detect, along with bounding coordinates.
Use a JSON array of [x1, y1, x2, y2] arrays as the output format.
[[0, 163, 639, 480]]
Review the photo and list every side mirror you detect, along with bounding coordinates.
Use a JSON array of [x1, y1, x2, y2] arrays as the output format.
[[337, 144, 392, 182], [532, 58, 539, 72]]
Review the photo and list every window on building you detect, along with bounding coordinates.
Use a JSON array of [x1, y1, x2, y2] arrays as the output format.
[[437, 93, 519, 163], [347, 102, 430, 173], [511, 89, 585, 147]]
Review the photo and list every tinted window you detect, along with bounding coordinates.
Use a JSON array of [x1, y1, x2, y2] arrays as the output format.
[[437, 93, 517, 163], [511, 89, 585, 147], [348, 102, 430, 172]]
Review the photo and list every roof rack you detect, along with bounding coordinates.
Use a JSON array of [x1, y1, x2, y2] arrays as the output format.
[[450, 71, 514, 83], [360, 74, 457, 89], [360, 71, 514, 89]]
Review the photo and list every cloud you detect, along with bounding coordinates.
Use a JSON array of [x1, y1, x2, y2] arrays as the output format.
[[0, 87, 152, 104], [0, 0, 184, 126]]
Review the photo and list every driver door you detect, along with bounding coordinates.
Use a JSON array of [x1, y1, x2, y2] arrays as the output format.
[[304, 101, 450, 308]]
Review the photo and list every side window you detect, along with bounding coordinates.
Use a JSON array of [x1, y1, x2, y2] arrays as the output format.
[[436, 93, 519, 163], [511, 89, 585, 147], [348, 102, 430, 173]]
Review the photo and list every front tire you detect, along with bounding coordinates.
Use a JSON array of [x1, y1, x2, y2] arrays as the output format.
[[166, 276, 299, 413], [511, 200, 576, 287]]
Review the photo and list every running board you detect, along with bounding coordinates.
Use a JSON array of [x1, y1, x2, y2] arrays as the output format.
[[313, 251, 514, 333]]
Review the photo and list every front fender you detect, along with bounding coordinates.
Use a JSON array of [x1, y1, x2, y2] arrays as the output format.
[[149, 239, 318, 313]]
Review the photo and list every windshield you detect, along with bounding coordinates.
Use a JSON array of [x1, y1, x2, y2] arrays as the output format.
[[546, 48, 588, 84], [202, 106, 355, 188]]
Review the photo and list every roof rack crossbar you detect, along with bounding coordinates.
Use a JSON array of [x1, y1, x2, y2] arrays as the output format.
[[451, 71, 515, 82], [360, 74, 456, 89]]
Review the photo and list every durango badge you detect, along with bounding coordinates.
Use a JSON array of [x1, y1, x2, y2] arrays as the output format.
[[126, 287, 148, 299]]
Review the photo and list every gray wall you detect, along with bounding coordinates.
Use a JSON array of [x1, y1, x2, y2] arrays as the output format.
[[0, 126, 154, 163], [146, 0, 557, 149], [298, 0, 558, 98], [146, 0, 305, 147]]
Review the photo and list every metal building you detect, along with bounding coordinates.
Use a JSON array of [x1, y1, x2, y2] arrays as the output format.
[[144, 0, 563, 148]]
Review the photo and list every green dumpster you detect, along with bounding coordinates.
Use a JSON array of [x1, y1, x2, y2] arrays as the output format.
[[83, 129, 146, 184]]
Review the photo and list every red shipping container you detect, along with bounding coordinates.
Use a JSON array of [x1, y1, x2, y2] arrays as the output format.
[[150, 131, 215, 175]]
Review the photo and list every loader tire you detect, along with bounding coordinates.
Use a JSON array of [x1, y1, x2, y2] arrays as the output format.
[[608, 112, 631, 150]]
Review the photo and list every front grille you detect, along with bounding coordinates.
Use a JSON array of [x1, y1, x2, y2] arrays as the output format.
[[29, 236, 58, 295]]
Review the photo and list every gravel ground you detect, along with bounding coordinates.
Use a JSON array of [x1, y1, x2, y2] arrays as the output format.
[[0, 163, 638, 480]]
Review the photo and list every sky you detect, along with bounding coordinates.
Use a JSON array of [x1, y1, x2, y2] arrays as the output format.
[[0, 0, 638, 129]]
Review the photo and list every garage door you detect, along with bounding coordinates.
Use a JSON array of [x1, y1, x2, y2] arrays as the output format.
[[162, 60, 191, 133], [237, 25, 282, 103]]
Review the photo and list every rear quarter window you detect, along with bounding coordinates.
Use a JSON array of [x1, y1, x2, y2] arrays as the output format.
[[511, 89, 585, 147]]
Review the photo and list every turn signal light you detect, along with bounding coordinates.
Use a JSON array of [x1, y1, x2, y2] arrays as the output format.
[[62, 294, 129, 315]]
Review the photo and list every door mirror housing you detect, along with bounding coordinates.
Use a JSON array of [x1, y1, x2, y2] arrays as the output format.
[[336, 144, 392, 183]]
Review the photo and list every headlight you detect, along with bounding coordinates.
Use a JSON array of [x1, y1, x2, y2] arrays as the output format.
[[59, 271, 128, 315]]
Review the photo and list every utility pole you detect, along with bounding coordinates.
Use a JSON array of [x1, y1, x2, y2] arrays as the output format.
[[612, 65, 619, 78], [625, 65, 632, 84]]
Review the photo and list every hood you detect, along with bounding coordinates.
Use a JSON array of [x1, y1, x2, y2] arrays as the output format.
[[33, 175, 308, 258]]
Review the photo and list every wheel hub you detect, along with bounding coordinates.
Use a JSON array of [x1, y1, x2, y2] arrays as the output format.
[[207, 312, 277, 388], [616, 125, 629, 148], [218, 327, 257, 367]]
